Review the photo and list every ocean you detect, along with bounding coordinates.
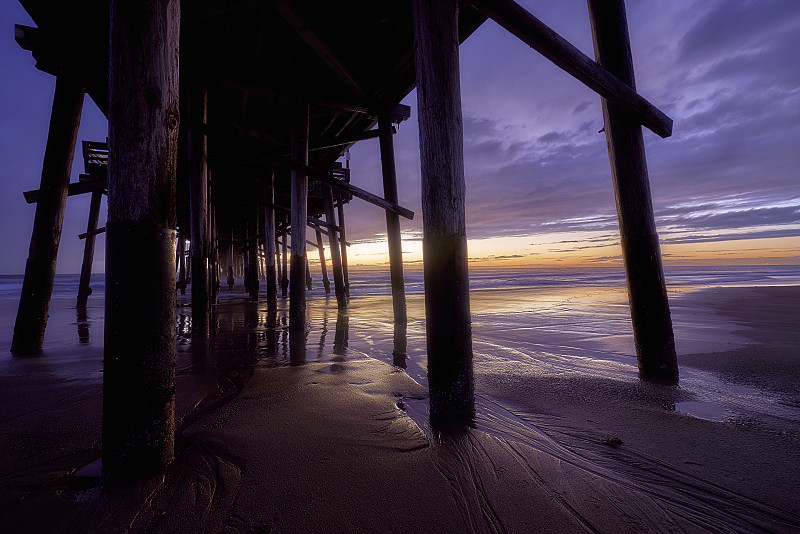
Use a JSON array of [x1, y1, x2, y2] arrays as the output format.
[[1, 264, 798, 430]]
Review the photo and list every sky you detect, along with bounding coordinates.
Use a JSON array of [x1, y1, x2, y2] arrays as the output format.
[[0, 0, 798, 274]]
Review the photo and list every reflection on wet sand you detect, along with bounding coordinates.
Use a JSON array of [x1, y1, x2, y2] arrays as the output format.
[[176, 290, 411, 408], [333, 311, 348, 357], [76, 307, 90, 344], [392, 322, 407, 368], [4, 281, 800, 533]]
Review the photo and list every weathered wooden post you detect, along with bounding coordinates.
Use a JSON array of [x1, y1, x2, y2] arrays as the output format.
[[264, 172, 278, 309], [290, 101, 309, 331], [248, 212, 260, 301], [281, 224, 289, 297], [336, 202, 350, 293], [305, 257, 313, 290], [333, 310, 349, 355], [260, 243, 266, 280], [413, 0, 475, 429], [76, 190, 103, 308], [210, 201, 219, 304], [378, 110, 408, 326], [588, 0, 678, 383], [323, 187, 347, 308], [178, 236, 187, 294], [188, 86, 209, 337], [226, 230, 235, 290], [393, 322, 408, 368], [104, 0, 180, 484], [315, 228, 330, 293], [11, 75, 84, 353], [275, 236, 283, 294]]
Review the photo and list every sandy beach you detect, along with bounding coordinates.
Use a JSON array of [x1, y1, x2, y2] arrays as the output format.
[[0, 272, 798, 533]]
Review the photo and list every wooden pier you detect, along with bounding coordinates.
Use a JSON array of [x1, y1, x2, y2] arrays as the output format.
[[11, 0, 677, 484]]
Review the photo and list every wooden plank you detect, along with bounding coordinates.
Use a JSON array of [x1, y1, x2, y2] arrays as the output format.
[[310, 127, 386, 152], [78, 226, 106, 240], [24, 178, 106, 204], [215, 80, 411, 122], [307, 222, 352, 247], [588, 0, 678, 383], [470, 0, 673, 138], [333, 111, 358, 138], [268, 202, 341, 233]]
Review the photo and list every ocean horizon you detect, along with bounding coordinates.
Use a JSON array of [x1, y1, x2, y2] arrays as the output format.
[[2, 263, 799, 302]]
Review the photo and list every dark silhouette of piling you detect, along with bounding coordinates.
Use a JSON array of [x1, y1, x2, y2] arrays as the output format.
[[588, 0, 678, 384], [281, 224, 289, 297], [289, 102, 309, 330], [413, 0, 475, 429], [226, 230, 235, 290], [210, 202, 220, 304], [76, 190, 102, 308], [247, 213, 259, 301], [103, 0, 179, 485], [337, 202, 350, 294], [177, 236, 187, 294], [264, 172, 278, 309], [11, 75, 83, 354], [323, 186, 347, 308], [275, 235, 283, 294], [378, 109, 407, 326], [188, 87, 209, 337], [315, 228, 330, 293]]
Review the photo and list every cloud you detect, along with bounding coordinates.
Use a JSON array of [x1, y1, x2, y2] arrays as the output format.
[[661, 228, 800, 245], [677, 0, 800, 66]]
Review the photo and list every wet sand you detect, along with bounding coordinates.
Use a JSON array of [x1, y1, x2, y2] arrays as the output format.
[[0, 282, 798, 533]]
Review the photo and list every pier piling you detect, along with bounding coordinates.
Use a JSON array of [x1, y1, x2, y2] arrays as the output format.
[[316, 228, 331, 293], [281, 224, 289, 297], [337, 202, 350, 294], [188, 86, 210, 337], [226, 232, 235, 290], [289, 102, 309, 330], [247, 213, 260, 301], [11, 75, 83, 354], [588, 0, 678, 384], [103, 0, 180, 484], [413, 0, 475, 429], [264, 172, 278, 309], [323, 186, 347, 308], [76, 190, 102, 308], [378, 109, 407, 326]]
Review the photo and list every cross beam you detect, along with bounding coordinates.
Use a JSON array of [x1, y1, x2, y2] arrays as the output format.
[[24, 177, 106, 204], [270, 0, 367, 99], [469, 0, 672, 138], [217, 124, 415, 220]]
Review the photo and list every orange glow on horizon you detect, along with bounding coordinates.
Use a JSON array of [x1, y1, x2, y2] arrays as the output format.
[[311, 233, 799, 270]]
